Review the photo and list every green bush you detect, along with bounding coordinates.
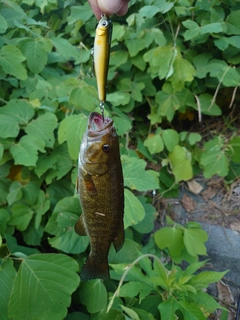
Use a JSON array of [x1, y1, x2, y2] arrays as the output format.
[[0, 0, 239, 319]]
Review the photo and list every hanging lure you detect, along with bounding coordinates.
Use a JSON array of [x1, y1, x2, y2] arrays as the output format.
[[93, 13, 112, 117]]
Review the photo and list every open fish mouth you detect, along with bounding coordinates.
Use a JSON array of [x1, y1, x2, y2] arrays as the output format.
[[88, 112, 113, 137]]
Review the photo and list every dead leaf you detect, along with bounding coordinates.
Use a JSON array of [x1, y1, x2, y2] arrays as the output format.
[[181, 194, 196, 212], [187, 179, 203, 194], [202, 187, 219, 200], [230, 221, 240, 232], [217, 281, 235, 320]]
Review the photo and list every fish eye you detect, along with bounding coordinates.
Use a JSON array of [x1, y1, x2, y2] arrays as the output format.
[[102, 144, 110, 152]]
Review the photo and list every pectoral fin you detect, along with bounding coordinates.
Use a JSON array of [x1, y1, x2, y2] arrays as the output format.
[[81, 169, 97, 194], [74, 215, 87, 236], [113, 222, 124, 252]]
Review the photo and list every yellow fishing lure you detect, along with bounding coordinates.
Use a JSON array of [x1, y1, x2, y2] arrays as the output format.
[[93, 13, 112, 108]]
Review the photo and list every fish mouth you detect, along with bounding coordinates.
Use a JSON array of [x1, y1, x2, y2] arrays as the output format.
[[88, 112, 113, 137]]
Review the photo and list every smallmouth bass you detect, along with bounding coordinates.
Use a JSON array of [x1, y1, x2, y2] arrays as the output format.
[[93, 13, 112, 104], [75, 112, 124, 281]]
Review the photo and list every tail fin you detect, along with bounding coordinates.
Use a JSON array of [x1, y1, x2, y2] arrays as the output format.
[[80, 254, 110, 281]]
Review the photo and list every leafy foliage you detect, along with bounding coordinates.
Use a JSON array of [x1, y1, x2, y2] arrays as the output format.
[[0, 0, 239, 319]]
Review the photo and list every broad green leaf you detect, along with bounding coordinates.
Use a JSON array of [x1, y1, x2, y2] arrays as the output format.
[[188, 291, 223, 313], [122, 155, 159, 191], [162, 129, 179, 152], [188, 133, 202, 146], [178, 300, 206, 320], [200, 137, 229, 178], [119, 281, 152, 301], [124, 189, 145, 229], [8, 254, 80, 320], [69, 86, 98, 111], [50, 37, 80, 60], [229, 137, 240, 163], [68, 3, 93, 24], [25, 112, 58, 148], [158, 297, 177, 320], [182, 20, 200, 40], [168, 145, 193, 182], [131, 307, 156, 320], [0, 45, 27, 80], [169, 55, 195, 91], [201, 22, 224, 34], [120, 306, 140, 320], [194, 94, 222, 116], [58, 114, 87, 160], [144, 45, 176, 79], [0, 209, 10, 234], [79, 280, 107, 313], [0, 115, 19, 138], [0, 259, 17, 320], [0, 99, 34, 125], [108, 239, 140, 264], [144, 134, 164, 154], [0, 14, 7, 33], [112, 113, 132, 136], [10, 135, 45, 166], [7, 181, 23, 205], [139, 5, 159, 18], [183, 228, 208, 256], [156, 90, 180, 122], [189, 270, 228, 291], [8, 204, 33, 231], [193, 53, 212, 79], [154, 227, 185, 257], [21, 39, 48, 73], [133, 196, 156, 234], [108, 91, 131, 106], [225, 10, 240, 35], [66, 312, 90, 320], [125, 37, 146, 57]]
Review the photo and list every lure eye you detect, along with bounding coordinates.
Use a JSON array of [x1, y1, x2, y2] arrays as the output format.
[[102, 144, 110, 153], [101, 20, 108, 27]]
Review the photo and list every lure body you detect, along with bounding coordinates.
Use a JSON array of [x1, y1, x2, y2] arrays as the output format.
[[75, 112, 124, 281], [93, 14, 112, 103]]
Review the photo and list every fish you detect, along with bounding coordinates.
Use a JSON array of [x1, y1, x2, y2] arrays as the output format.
[[75, 112, 124, 281], [93, 13, 112, 105]]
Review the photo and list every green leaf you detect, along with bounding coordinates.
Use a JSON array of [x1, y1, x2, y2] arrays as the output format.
[[0, 14, 7, 33], [183, 228, 208, 256], [144, 134, 164, 154], [122, 155, 159, 191], [0, 115, 19, 138], [0, 45, 27, 80], [229, 137, 240, 163], [79, 280, 107, 313], [21, 39, 48, 73], [8, 204, 33, 231], [162, 129, 179, 152], [200, 137, 229, 178], [50, 37, 80, 60], [68, 3, 93, 24], [178, 300, 206, 320], [8, 254, 80, 320], [225, 10, 240, 35], [188, 133, 202, 146], [188, 291, 223, 313], [139, 6, 159, 18], [58, 114, 87, 160], [189, 271, 227, 290], [119, 281, 152, 301], [169, 55, 195, 91], [182, 20, 200, 40], [0, 99, 35, 125], [158, 297, 177, 320], [7, 181, 23, 205], [120, 305, 140, 320], [0, 259, 17, 320], [25, 112, 58, 148], [168, 145, 193, 182], [133, 196, 156, 234], [69, 86, 98, 112], [144, 45, 176, 79], [0, 209, 10, 234], [155, 90, 180, 122], [154, 227, 185, 257], [10, 135, 45, 166], [124, 189, 145, 229]]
